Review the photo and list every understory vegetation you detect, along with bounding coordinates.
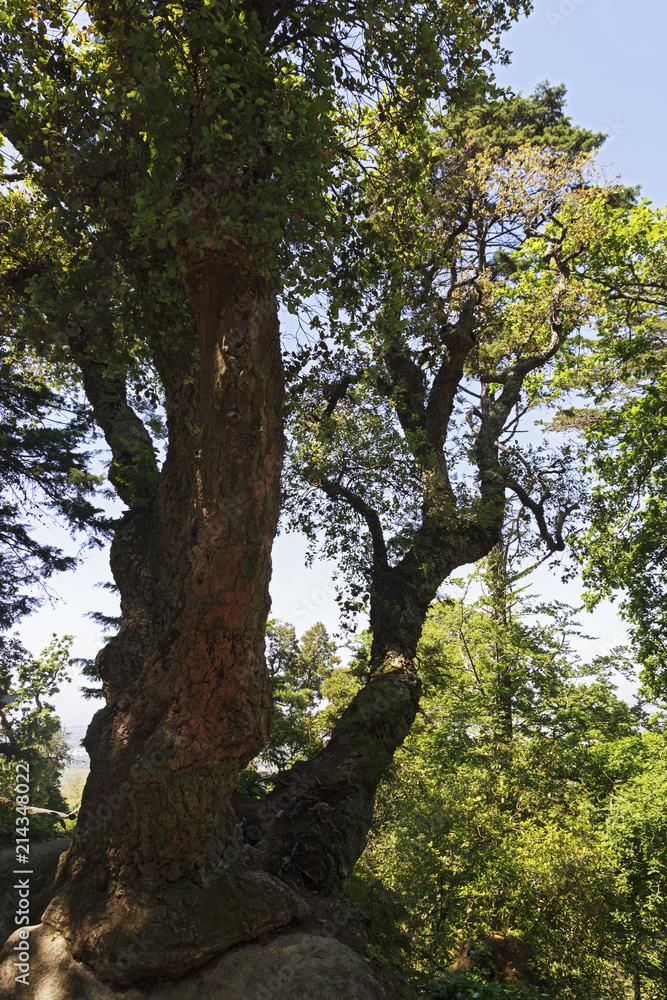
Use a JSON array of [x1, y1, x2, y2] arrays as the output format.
[[2, 527, 666, 998], [233, 547, 667, 999]]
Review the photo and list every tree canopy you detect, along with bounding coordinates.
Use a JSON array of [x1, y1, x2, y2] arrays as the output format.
[[550, 222, 667, 699], [284, 85, 620, 651]]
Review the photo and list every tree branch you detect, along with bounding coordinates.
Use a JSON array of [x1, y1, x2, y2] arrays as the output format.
[[474, 262, 572, 520], [69, 334, 159, 509], [504, 477, 577, 552], [317, 476, 388, 572], [253, 665, 421, 894], [458, 627, 486, 699], [425, 306, 476, 454], [383, 337, 427, 438], [320, 373, 361, 420]]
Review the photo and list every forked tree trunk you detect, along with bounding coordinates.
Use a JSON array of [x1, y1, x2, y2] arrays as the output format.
[[240, 329, 512, 897], [40, 263, 509, 987], [252, 658, 422, 894], [42, 255, 307, 985]]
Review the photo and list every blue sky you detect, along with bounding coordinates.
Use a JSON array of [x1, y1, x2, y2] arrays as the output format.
[[18, 0, 665, 726], [494, 0, 667, 206]]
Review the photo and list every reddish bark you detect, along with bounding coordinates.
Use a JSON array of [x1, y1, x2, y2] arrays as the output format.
[[41, 255, 304, 984]]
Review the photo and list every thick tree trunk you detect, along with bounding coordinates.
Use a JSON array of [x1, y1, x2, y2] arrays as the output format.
[[42, 256, 306, 985], [253, 661, 421, 894], [245, 520, 500, 895]]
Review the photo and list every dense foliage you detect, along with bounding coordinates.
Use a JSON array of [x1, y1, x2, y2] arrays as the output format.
[[282, 84, 627, 643], [0, 349, 105, 630], [553, 257, 667, 701], [0, 633, 73, 811], [256, 555, 667, 999]]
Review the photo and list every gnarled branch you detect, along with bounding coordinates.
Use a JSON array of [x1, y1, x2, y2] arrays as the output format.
[[317, 476, 388, 572]]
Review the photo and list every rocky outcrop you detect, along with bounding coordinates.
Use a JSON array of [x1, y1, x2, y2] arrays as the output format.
[[0, 920, 417, 1000], [0, 840, 416, 1000]]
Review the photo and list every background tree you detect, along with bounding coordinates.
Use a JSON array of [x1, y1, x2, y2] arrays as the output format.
[[0, 634, 73, 812], [605, 741, 667, 1000], [0, 330, 105, 630], [224, 595, 667, 996], [241, 618, 340, 781], [344, 549, 665, 999], [551, 234, 667, 702]]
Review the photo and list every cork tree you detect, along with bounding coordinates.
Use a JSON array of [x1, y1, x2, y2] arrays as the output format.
[[0, 0, 531, 986]]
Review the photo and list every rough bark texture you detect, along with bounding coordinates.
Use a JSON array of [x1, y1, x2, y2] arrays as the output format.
[[41, 255, 298, 984], [3, 148, 577, 999], [252, 665, 421, 894], [0, 844, 416, 1000]]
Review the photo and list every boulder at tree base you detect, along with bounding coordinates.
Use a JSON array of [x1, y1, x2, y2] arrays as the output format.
[[0, 921, 417, 1000]]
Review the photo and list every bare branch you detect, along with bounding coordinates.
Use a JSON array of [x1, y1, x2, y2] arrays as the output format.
[[458, 627, 487, 699], [317, 476, 388, 572], [504, 476, 577, 553], [320, 373, 362, 420]]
